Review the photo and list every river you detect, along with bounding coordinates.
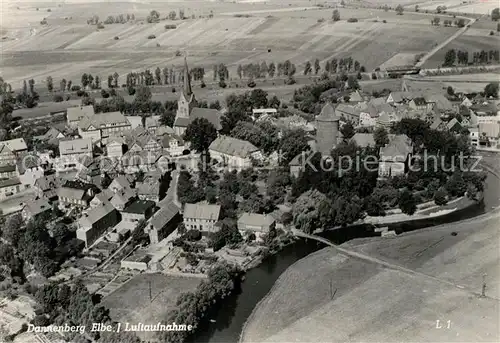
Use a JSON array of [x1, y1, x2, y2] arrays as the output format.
[[189, 169, 500, 343]]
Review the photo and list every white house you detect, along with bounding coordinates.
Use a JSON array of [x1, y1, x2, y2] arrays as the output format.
[[183, 203, 221, 235], [209, 136, 262, 170]]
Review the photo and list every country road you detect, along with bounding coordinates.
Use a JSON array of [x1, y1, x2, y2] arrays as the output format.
[[415, 15, 477, 68]]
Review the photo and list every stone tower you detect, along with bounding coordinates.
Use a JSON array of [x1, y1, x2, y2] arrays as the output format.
[[315, 103, 339, 157], [175, 55, 197, 120]]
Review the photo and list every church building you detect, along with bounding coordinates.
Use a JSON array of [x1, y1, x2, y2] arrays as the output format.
[[173, 56, 222, 136]]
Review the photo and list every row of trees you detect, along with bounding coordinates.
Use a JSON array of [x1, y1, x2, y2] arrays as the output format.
[[443, 49, 500, 66], [431, 17, 466, 27], [160, 262, 243, 342], [235, 60, 297, 80], [16, 79, 39, 108], [33, 281, 140, 343]]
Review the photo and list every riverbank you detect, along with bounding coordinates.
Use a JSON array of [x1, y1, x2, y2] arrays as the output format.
[[240, 209, 500, 343]]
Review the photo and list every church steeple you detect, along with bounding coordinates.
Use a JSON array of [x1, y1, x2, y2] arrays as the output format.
[[183, 54, 192, 97]]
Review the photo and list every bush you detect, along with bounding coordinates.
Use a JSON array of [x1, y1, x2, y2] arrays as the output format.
[[76, 90, 85, 97], [317, 18, 325, 23], [434, 187, 448, 205], [489, 31, 495, 36], [247, 80, 256, 88], [114, 36, 119, 40], [147, 34, 156, 39], [65, 94, 71, 101], [97, 23, 105, 29], [219, 80, 227, 88], [164, 24, 177, 29], [382, 19, 387, 23], [70, 85, 81, 91], [127, 86, 136, 95], [101, 89, 110, 98], [347, 18, 358, 23], [53, 94, 63, 102], [200, 81, 206, 88], [285, 77, 296, 85], [171, 87, 176, 93]]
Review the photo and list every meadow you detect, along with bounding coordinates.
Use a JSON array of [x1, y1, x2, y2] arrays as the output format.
[[0, 0, 462, 90]]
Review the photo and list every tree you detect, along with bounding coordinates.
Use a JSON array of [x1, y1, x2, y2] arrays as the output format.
[[484, 82, 499, 98], [209, 219, 242, 251], [147, 10, 160, 23], [492, 8, 500, 21], [447, 86, 455, 96], [443, 49, 456, 66], [278, 129, 310, 164], [304, 61, 312, 75], [314, 59, 321, 75], [67, 80, 72, 91], [332, 9, 341, 21], [113, 72, 119, 88], [46, 76, 53, 92], [431, 16, 440, 26], [237, 64, 243, 79], [133, 85, 152, 113], [107, 75, 113, 88], [292, 189, 328, 233], [340, 121, 355, 140], [3, 214, 24, 248], [94, 75, 100, 89], [268, 62, 276, 78], [59, 78, 66, 92], [434, 187, 448, 205], [398, 189, 417, 215], [183, 118, 218, 152], [396, 4, 404, 15], [168, 10, 177, 20]]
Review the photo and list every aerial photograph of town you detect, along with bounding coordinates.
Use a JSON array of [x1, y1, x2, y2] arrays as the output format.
[[0, 0, 499, 342]]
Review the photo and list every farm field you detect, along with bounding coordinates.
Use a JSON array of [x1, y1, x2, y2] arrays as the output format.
[[1, 1, 462, 91], [241, 209, 500, 343], [101, 273, 200, 341], [422, 34, 500, 68]]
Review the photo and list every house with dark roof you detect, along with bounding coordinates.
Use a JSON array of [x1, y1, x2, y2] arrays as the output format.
[[76, 200, 119, 247], [0, 164, 17, 180], [147, 201, 181, 244], [122, 199, 156, 223], [22, 198, 51, 221], [57, 180, 97, 209], [409, 97, 430, 112], [106, 136, 126, 159], [173, 56, 222, 136], [378, 134, 413, 179], [34, 174, 62, 201], [183, 203, 221, 235], [209, 135, 262, 170], [160, 132, 186, 156]]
